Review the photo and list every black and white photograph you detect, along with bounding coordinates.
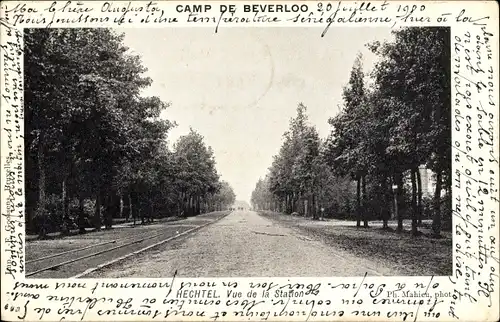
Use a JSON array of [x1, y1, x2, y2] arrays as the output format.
[[24, 26, 452, 279]]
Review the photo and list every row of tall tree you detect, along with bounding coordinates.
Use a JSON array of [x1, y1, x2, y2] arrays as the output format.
[[251, 27, 451, 237], [25, 28, 235, 237]]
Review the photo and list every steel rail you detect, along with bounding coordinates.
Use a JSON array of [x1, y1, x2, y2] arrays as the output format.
[[26, 231, 167, 277]]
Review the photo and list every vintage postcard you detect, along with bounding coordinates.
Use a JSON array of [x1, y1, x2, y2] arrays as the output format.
[[1, 0, 499, 321]]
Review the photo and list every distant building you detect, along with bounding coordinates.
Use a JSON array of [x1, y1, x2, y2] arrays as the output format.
[[419, 165, 435, 197], [230, 200, 251, 211], [402, 166, 436, 198]]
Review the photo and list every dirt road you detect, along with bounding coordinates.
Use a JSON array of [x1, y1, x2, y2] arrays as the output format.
[[91, 210, 400, 278]]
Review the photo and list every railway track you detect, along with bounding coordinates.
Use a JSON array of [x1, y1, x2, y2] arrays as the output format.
[[26, 213, 229, 278]]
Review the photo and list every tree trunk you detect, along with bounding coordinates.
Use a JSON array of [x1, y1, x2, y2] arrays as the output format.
[[104, 194, 110, 229], [130, 192, 137, 226], [416, 168, 423, 226], [410, 168, 419, 236], [62, 178, 67, 220], [309, 196, 312, 217], [36, 134, 48, 239], [94, 191, 102, 231], [78, 195, 86, 234], [179, 192, 185, 217], [184, 194, 188, 215], [381, 176, 389, 229], [312, 193, 317, 220], [128, 193, 133, 223], [432, 170, 443, 238], [189, 195, 193, 216], [150, 201, 154, 223], [140, 194, 145, 224], [119, 194, 124, 218], [361, 175, 368, 228], [26, 141, 37, 234], [356, 176, 361, 227], [395, 172, 404, 233], [294, 192, 299, 213], [61, 178, 70, 235], [104, 193, 114, 229]]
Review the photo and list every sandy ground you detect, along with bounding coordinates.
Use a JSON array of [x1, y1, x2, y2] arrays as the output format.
[[91, 210, 401, 278]]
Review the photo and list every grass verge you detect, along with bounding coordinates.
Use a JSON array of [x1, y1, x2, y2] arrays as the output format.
[[260, 211, 452, 276]]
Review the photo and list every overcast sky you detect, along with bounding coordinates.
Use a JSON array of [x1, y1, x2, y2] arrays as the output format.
[[120, 27, 393, 204]]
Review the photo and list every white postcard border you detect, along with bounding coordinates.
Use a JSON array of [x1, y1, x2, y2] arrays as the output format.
[[1, 1, 499, 321]]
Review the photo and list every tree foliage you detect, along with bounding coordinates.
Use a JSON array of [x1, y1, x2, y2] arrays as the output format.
[[252, 27, 451, 237], [25, 29, 235, 237]]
